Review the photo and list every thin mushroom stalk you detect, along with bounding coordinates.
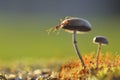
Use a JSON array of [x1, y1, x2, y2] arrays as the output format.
[[96, 43, 102, 69], [73, 30, 86, 69]]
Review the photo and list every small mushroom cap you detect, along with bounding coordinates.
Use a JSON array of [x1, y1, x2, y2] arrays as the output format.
[[59, 17, 91, 33], [93, 36, 109, 45]]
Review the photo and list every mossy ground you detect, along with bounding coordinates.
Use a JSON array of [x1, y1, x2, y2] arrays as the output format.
[[59, 53, 120, 80], [0, 53, 120, 80]]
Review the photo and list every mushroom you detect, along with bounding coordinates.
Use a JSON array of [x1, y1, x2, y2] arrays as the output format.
[[56, 17, 91, 69], [93, 36, 109, 69]]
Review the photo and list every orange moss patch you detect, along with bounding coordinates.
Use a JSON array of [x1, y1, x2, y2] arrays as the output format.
[[59, 53, 120, 79]]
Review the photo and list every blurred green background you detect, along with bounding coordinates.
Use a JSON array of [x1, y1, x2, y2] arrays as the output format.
[[0, 0, 120, 61]]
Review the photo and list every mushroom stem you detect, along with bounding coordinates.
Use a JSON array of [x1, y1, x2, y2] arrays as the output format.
[[96, 43, 102, 69], [72, 30, 86, 69]]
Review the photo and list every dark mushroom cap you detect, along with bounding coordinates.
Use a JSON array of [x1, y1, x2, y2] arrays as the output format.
[[93, 36, 109, 45], [60, 17, 91, 33]]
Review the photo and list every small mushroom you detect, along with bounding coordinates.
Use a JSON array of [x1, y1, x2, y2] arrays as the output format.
[[56, 17, 91, 69], [93, 36, 109, 69]]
